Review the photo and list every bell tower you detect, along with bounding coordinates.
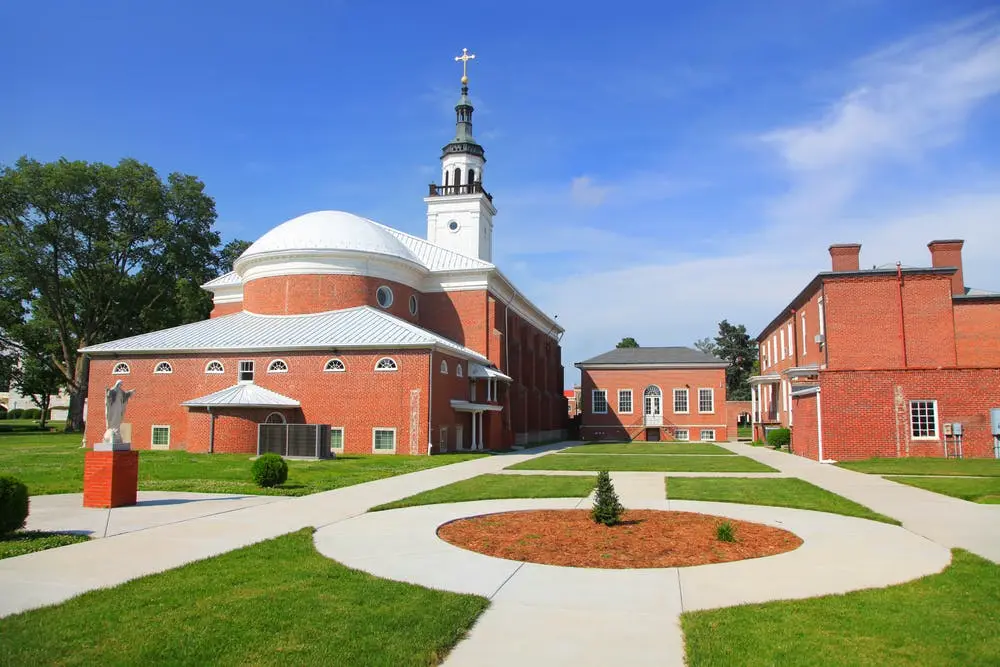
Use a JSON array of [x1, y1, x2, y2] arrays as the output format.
[[425, 48, 497, 262]]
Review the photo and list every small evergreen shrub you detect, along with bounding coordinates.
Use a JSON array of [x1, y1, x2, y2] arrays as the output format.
[[591, 470, 624, 526], [8, 409, 23, 420], [251, 453, 288, 488], [716, 520, 736, 543], [766, 428, 791, 450], [0, 475, 29, 534], [24, 408, 40, 420]]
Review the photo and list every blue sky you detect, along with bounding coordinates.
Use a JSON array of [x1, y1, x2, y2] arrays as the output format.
[[4, 1, 1000, 385]]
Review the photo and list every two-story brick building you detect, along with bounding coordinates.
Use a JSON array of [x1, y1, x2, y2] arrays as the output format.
[[576, 347, 730, 442], [752, 240, 1000, 461]]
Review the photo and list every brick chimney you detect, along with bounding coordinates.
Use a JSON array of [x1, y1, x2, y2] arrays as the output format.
[[829, 244, 861, 272], [928, 239, 965, 296]]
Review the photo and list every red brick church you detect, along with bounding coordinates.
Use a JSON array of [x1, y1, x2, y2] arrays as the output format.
[[81, 61, 567, 456]]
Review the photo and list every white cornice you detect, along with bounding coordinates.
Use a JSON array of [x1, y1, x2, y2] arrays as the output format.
[[237, 249, 428, 288]]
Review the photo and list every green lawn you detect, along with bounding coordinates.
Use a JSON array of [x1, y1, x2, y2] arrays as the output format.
[[838, 457, 1000, 477], [0, 528, 488, 666], [890, 476, 1000, 504], [0, 419, 66, 433], [0, 531, 90, 560], [562, 442, 733, 455], [666, 477, 899, 524], [371, 473, 596, 511], [682, 549, 1000, 667], [507, 453, 775, 473], [0, 432, 486, 496]]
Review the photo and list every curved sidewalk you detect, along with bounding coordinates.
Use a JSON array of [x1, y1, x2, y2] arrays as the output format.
[[314, 498, 950, 667]]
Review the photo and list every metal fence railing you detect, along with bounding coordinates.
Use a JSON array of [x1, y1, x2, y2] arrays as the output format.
[[257, 424, 333, 459]]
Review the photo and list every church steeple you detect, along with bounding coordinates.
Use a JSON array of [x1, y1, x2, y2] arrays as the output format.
[[443, 49, 485, 160]]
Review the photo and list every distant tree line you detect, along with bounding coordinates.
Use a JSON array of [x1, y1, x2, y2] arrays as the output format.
[[694, 320, 758, 400]]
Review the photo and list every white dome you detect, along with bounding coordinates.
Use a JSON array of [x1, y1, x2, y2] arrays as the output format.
[[239, 211, 420, 265]]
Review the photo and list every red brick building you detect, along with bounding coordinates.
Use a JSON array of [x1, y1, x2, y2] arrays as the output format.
[[752, 240, 1000, 461], [576, 347, 730, 442], [81, 71, 567, 456]]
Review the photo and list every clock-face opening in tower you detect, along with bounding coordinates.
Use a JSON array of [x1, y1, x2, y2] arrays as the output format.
[[448, 220, 460, 233]]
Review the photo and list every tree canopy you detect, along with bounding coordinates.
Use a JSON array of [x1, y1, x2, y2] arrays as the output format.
[[0, 157, 230, 431], [697, 321, 757, 400], [616, 337, 640, 349]]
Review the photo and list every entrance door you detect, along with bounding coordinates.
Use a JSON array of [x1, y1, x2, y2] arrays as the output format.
[[643, 385, 662, 425], [456, 425, 464, 451], [646, 428, 660, 442]]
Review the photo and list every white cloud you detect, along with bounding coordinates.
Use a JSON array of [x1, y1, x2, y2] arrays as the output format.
[[570, 175, 612, 207]]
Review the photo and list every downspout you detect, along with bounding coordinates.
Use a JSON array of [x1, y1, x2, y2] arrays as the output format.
[[896, 262, 908, 367], [816, 387, 826, 463], [208, 407, 215, 454], [427, 348, 434, 455]]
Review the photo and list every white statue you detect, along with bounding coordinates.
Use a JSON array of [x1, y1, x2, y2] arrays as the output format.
[[96, 380, 135, 451]]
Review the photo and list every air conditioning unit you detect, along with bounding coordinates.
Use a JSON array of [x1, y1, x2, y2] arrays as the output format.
[[814, 334, 826, 344]]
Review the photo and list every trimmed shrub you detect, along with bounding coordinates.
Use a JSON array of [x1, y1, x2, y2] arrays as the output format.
[[766, 428, 791, 450], [0, 412, 6, 420], [251, 453, 288, 488], [591, 470, 624, 526], [8, 409, 23, 420], [0, 475, 29, 534], [716, 520, 736, 543], [24, 408, 40, 420]]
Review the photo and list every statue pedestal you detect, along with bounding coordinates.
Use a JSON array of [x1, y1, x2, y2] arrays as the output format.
[[83, 448, 138, 508]]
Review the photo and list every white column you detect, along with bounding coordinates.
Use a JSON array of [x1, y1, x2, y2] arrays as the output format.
[[477, 412, 485, 449], [751, 385, 757, 435], [470, 412, 476, 451]]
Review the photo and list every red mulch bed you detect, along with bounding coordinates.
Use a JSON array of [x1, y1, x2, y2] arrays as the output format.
[[437, 509, 802, 568]]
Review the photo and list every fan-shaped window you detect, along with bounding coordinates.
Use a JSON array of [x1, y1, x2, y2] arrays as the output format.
[[456, 364, 464, 378], [264, 412, 286, 424], [205, 360, 225, 374], [409, 294, 418, 315], [375, 357, 398, 372], [440, 360, 448, 375], [112, 362, 130, 375], [376, 286, 393, 308], [324, 358, 346, 372], [153, 362, 173, 374], [267, 359, 288, 373]]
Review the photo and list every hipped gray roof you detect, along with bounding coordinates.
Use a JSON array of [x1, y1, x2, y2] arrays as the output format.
[[576, 346, 727, 368]]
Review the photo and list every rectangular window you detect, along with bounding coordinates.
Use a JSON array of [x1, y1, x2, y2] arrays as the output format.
[[330, 427, 344, 453], [151, 425, 170, 450], [592, 390, 608, 414], [618, 389, 633, 414], [780, 329, 786, 360], [674, 429, 690, 442], [373, 428, 396, 452], [238, 360, 254, 382], [818, 298, 826, 335], [771, 337, 777, 365], [673, 388, 689, 414], [801, 314, 807, 355], [698, 388, 715, 414], [910, 401, 938, 439], [438, 426, 448, 450], [787, 323, 794, 357], [699, 429, 716, 442]]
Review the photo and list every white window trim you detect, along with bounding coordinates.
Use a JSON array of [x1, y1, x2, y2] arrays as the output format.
[[673, 388, 689, 414], [699, 429, 716, 442], [674, 429, 690, 442], [205, 360, 225, 374], [617, 389, 633, 414], [409, 294, 418, 315], [330, 427, 345, 452], [267, 359, 289, 373], [818, 297, 826, 335], [324, 358, 346, 372], [264, 412, 286, 424], [456, 364, 464, 378], [440, 360, 449, 375], [376, 285, 394, 309], [787, 322, 794, 357], [698, 388, 715, 414], [909, 400, 939, 440], [238, 360, 254, 383], [780, 328, 786, 360], [153, 361, 173, 374], [112, 362, 131, 375], [150, 425, 170, 450], [801, 314, 807, 356], [375, 357, 398, 372], [592, 389, 608, 414], [372, 427, 397, 454]]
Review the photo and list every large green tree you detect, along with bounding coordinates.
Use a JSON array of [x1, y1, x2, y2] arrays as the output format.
[[217, 239, 252, 275], [0, 157, 222, 432], [616, 337, 640, 349], [709, 320, 757, 401]]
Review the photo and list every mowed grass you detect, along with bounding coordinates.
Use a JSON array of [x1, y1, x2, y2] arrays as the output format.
[[0, 531, 90, 560], [838, 457, 1000, 477], [371, 473, 596, 511], [682, 549, 1000, 667], [891, 476, 1000, 504], [0, 432, 486, 496], [0, 528, 488, 666], [666, 477, 900, 524], [562, 442, 733, 455], [508, 453, 775, 473]]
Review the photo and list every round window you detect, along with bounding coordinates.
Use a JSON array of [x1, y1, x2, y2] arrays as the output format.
[[447, 220, 459, 232], [376, 285, 393, 308], [409, 294, 418, 315]]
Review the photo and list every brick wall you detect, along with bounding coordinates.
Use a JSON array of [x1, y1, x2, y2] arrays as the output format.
[[210, 302, 243, 319], [243, 275, 420, 322], [726, 401, 751, 438], [790, 393, 819, 460], [954, 301, 1000, 367]]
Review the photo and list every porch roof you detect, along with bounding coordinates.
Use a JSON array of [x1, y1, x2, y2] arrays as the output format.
[[749, 374, 781, 385], [450, 400, 504, 413], [181, 383, 301, 408], [469, 363, 512, 382]]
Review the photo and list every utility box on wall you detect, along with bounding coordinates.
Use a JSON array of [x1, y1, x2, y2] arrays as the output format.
[[990, 408, 1000, 436]]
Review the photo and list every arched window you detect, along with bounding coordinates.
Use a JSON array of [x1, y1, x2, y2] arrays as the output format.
[[409, 294, 418, 315], [468, 168, 475, 188], [444, 170, 450, 186], [205, 360, 225, 374], [267, 359, 288, 373], [440, 360, 448, 375], [324, 358, 346, 372], [153, 361, 173, 374], [112, 362, 130, 375], [375, 357, 398, 372], [456, 364, 464, 378], [264, 412, 286, 424], [376, 285, 393, 308], [453, 167, 461, 188]]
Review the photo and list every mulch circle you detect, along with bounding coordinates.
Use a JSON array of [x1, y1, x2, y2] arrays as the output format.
[[437, 509, 802, 568]]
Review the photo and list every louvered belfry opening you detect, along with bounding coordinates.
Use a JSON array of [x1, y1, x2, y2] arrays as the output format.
[[258, 423, 333, 459]]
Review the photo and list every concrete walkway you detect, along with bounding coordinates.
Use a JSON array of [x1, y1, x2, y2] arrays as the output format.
[[720, 443, 1000, 563], [313, 497, 950, 667], [0, 443, 574, 618]]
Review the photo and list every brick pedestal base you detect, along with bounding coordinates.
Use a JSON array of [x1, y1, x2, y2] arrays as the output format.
[[83, 449, 139, 508]]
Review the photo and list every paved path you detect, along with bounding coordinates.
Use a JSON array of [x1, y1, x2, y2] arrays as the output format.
[[720, 443, 1000, 563], [498, 468, 789, 478], [0, 443, 575, 618], [314, 497, 949, 667]]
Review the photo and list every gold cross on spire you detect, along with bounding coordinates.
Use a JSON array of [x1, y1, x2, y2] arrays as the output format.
[[454, 48, 476, 85]]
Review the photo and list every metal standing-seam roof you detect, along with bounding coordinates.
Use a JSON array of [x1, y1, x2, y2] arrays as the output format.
[[79, 306, 490, 362], [201, 271, 241, 288], [576, 346, 728, 367], [181, 383, 300, 408], [377, 223, 495, 272]]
